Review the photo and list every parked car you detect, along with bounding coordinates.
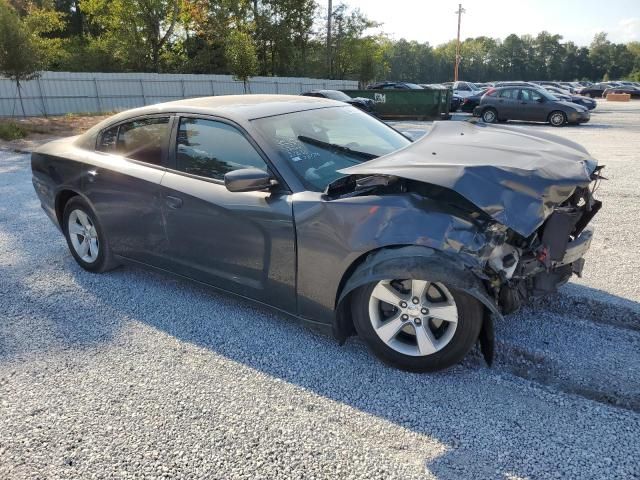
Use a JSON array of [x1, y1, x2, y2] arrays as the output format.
[[495, 81, 539, 88], [450, 94, 462, 112], [366, 82, 423, 90], [459, 88, 490, 113], [557, 82, 581, 93], [577, 83, 609, 98], [542, 86, 597, 110], [31, 95, 602, 372], [450, 81, 481, 98], [603, 86, 640, 99], [301, 89, 375, 113], [474, 86, 590, 126], [536, 81, 565, 90]]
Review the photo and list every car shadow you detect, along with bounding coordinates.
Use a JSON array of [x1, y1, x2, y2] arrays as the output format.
[[3, 152, 638, 478], [10, 251, 638, 478]]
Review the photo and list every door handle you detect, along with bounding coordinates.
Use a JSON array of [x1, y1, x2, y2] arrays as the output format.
[[166, 195, 183, 209], [86, 169, 98, 182]]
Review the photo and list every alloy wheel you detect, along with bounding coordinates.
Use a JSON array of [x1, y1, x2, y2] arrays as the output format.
[[368, 279, 458, 357], [550, 112, 565, 126], [482, 110, 496, 123], [68, 209, 100, 263]]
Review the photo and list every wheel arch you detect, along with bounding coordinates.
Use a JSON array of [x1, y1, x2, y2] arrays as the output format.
[[54, 188, 97, 227], [333, 245, 501, 364], [55, 189, 80, 226]]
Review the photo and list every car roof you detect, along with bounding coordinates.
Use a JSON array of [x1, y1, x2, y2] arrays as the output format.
[[88, 95, 344, 131], [78, 95, 346, 146]]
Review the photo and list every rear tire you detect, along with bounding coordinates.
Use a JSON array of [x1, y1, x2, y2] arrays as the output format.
[[351, 279, 483, 372], [481, 108, 498, 123], [63, 197, 118, 273], [548, 110, 567, 127]]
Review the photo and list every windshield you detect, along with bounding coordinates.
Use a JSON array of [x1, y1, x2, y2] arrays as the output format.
[[323, 90, 351, 101], [537, 88, 559, 101], [252, 106, 411, 191]]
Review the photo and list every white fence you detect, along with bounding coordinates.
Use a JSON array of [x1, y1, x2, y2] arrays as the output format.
[[0, 71, 358, 117]]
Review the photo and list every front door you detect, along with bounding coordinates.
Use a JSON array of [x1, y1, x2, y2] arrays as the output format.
[[517, 88, 549, 122], [160, 116, 296, 312]]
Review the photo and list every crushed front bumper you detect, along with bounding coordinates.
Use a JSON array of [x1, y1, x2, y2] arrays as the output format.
[[553, 226, 593, 272]]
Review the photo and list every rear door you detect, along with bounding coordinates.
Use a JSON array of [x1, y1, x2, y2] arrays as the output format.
[[159, 116, 296, 312], [85, 115, 171, 265], [494, 88, 519, 118]]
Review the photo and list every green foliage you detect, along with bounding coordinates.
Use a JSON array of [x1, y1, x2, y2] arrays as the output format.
[[2, 1, 640, 84], [80, 0, 181, 72], [0, 1, 43, 81], [224, 30, 258, 92], [0, 121, 27, 140]]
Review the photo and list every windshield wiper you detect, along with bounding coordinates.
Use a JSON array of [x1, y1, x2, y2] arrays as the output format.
[[297, 135, 378, 160]]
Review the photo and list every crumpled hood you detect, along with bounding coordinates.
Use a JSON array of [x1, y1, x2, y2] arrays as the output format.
[[339, 121, 598, 237]]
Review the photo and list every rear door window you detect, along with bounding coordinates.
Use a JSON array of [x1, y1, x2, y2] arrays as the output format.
[[97, 117, 170, 166], [498, 89, 517, 99], [117, 118, 170, 165]]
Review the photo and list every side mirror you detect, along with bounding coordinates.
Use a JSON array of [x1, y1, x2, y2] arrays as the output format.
[[224, 168, 275, 193]]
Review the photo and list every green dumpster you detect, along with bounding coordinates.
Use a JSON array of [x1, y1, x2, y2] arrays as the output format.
[[341, 87, 452, 120]]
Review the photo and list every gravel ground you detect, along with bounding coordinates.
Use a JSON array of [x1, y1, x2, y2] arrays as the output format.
[[1, 100, 639, 479]]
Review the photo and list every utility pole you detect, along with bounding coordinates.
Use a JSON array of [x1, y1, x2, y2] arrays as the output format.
[[454, 4, 465, 81], [327, 0, 333, 78]]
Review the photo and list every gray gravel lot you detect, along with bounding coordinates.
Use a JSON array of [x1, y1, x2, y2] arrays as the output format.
[[1, 100, 639, 479]]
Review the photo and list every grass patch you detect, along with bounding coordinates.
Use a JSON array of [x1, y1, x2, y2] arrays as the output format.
[[0, 122, 27, 141]]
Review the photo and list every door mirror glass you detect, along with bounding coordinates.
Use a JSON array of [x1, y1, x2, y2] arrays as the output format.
[[224, 168, 275, 192]]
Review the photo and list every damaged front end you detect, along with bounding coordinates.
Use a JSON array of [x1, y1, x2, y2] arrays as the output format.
[[487, 170, 603, 314], [337, 121, 604, 315]]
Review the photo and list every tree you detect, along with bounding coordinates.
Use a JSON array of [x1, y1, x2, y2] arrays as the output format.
[[0, 1, 44, 116], [225, 30, 258, 92], [252, 0, 316, 76], [179, 0, 251, 74], [80, 0, 181, 72]]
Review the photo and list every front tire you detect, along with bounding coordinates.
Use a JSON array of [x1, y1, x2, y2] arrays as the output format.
[[548, 110, 567, 127], [63, 197, 117, 273], [351, 279, 483, 372]]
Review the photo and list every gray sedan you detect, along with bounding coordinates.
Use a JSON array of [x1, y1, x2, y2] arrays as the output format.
[[31, 95, 602, 372], [474, 86, 591, 126]]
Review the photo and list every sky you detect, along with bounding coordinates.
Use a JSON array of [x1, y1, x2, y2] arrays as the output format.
[[337, 0, 640, 46]]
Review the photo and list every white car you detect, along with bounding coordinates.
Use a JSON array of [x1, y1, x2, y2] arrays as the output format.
[[451, 81, 481, 98]]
